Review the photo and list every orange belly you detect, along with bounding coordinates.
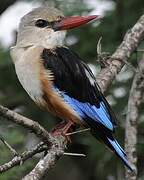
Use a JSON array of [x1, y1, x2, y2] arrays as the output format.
[[39, 67, 83, 125]]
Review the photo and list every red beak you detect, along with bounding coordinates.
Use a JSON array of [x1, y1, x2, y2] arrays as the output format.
[[53, 15, 100, 31]]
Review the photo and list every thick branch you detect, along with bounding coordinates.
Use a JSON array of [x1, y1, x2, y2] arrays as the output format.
[[0, 105, 50, 142], [0, 105, 67, 176], [125, 58, 144, 180], [22, 136, 66, 180], [97, 14, 144, 92]]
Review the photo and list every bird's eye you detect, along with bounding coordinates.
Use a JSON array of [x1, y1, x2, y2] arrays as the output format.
[[57, 16, 63, 21], [35, 19, 48, 28]]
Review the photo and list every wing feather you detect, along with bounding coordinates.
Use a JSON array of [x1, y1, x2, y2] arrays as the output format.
[[41, 47, 117, 132]]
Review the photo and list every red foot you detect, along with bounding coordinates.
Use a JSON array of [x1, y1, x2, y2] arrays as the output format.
[[51, 121, 76, 141]]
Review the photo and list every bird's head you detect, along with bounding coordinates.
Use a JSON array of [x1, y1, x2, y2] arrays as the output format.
[[17, 7, 100, 49]]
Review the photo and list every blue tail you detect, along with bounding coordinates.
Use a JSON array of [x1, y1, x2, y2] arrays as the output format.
[[53, 87, 134, 171], [107, 137, 134, 171]]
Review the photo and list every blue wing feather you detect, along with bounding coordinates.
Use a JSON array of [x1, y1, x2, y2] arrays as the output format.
[[55, 87, 114, 131]]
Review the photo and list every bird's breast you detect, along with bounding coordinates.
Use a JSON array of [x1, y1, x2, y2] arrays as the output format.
[[11, 46, 82, 125], [16, 60, 43, 104], [12, 46, 45, 106]]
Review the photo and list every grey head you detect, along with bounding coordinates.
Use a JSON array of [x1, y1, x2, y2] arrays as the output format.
[[16, 6, 66, 49]]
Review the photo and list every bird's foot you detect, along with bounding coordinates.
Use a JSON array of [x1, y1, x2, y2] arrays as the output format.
[[51, 121, 75, 142]]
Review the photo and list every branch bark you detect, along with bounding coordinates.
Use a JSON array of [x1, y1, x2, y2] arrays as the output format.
[[0, 13, 144, 180], [0, 105, 66, 177], [0, 142, 46, 173], [97, 14, 144, 92], [0, 105, 50, 142], [125, 58, 144, 180], [22, 137, 66, 180]]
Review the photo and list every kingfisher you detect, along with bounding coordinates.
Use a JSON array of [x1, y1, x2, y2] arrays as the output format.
[[10, 6, 133, 171]]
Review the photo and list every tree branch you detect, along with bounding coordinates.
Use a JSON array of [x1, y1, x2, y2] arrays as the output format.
[[0, 142, 46, 173], [97, 14, 144, 92], [0, 135, 18, 156], [0, 105, 50, 142], [125, 58, 144, 180], [0, 105, 67, 176], [22, 136, 66, 180]]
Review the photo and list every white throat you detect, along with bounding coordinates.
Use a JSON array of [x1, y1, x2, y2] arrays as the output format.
[[16, 28, 66, 49], [42, 30, 66, 49]]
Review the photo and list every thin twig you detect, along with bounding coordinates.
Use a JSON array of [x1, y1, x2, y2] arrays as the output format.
[[97, 36, 102, 55], [0, 135, 18, 156], [112, 57, 138, 73], [64, 152, 86, 157], [96, 37, 138, 73], [66, 128, 90, 136], [0, 142, 47, 173]]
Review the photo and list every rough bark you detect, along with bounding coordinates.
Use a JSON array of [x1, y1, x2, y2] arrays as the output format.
[[0, 105, 50, 142], [125, 58, 144, 180], [22, 137, 66, 180], [97, 14, 144, 92], [0, 142, 46, 173]]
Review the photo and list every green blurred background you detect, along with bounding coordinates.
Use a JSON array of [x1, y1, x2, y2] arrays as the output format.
[[0, 0, 144, 179]]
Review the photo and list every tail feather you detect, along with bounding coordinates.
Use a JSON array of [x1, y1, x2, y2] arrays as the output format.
[[107, 137, 134, 172], [91, 125, 134, 171], [115, 140, 126, 156]]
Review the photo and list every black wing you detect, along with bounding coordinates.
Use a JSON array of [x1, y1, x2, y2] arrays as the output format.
[[41, 47, 117, 130]]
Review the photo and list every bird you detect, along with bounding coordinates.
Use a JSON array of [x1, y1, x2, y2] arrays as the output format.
[[10, 6, 133, 171]]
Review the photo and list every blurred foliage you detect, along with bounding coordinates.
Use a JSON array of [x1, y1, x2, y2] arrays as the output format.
[[0, 0, 144, 180]]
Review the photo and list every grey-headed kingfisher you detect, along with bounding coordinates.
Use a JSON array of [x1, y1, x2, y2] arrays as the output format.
[[10, 6, 133, 171]]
